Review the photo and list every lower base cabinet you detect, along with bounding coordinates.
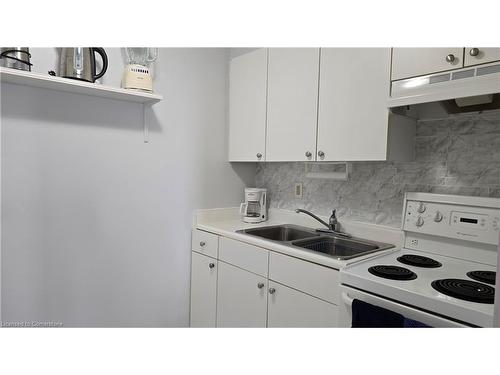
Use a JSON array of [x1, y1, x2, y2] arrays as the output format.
[[190, 251, 217, 327], [190, 230, 341, 327], [216, 261, 268, 327], [267, 281, 339, 327]]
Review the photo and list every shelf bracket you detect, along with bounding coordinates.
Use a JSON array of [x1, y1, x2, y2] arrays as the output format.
[[143, 103, 149, 143]]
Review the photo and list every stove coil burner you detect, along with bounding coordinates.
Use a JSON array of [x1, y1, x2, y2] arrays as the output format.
[[431, 279, 495, 304], [467, 271, 496, 286], [397, 254, 442, 268], [368, 265, 417, 280]]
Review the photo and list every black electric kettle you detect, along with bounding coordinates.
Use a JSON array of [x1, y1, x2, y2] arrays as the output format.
[[55, 47, 108, 83]]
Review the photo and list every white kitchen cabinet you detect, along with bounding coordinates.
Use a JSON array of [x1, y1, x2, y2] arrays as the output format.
[[216, 261, 268, 327], [318, 48, 413, 161], [190, 252, 218, 327], [192, 229, 219, 258], [464, 47, 500, 67], [218, 237, 269, 277], [189, 231, 346, 327], [266, 48, 320, 161], [267, 281, 338, 327], [228, 49, 268, 162], [391, 48, 464, 80]]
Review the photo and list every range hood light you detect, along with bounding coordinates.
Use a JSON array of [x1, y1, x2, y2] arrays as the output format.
[[402, 77, 428, 89]]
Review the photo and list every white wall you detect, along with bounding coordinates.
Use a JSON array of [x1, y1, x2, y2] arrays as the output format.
[[0, 48, 255, 327]]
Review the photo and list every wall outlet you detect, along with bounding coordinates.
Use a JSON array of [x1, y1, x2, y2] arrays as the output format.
[[294, 183, 303, 198], [410, 239, 418, 246]]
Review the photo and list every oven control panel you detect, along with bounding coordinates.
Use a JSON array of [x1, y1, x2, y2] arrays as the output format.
[[403, 198, 500, 245]]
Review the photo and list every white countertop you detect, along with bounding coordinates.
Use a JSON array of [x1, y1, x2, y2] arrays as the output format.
[[194, 207, 404, 269]]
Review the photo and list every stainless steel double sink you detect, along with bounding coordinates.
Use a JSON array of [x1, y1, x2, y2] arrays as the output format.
[[236, 224, 394, 260]]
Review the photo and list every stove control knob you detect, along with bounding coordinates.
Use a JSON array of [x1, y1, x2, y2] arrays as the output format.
[[415, 216, 424, 227], [434, 211, 443, 223], [417, 202, 426, 213]]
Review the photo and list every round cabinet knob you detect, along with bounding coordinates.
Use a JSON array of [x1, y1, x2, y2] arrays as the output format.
[[268, 288, 276, 294], [415, 216, 424, 227], [257, 282, 265, 289], [417, 202, 426, 213], [256, 153, 262, 159], [305, 151, 312, 158], [434, 211, 444, 223], [469, 48, 480, 57], [318, 151, 325, 158], [199, 241, 206, 247], [208, 263, 215, 269], [446, 54, 455, 63]]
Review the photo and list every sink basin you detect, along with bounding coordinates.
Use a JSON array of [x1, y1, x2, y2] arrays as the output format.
[[236, 224, 394, 260], [291, 237, 391, 260], [237, 224, 319, 242]]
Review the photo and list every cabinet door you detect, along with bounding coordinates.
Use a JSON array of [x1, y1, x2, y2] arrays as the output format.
[[190, 252, 217, 327], [391, 48, 464, 80], [216, 261, 268, 327], [317, 48, 391, 161], [267, 281, 338, 327], [229, 49, 268, 162], [464, 47, 500, 67], [266, 48, 319, 161]]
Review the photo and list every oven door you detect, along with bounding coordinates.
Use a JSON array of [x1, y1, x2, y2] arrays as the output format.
[[339, 285, 470, 328]]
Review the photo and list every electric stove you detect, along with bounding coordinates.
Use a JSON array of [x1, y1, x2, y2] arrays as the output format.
[[340, 193, 500, 327]]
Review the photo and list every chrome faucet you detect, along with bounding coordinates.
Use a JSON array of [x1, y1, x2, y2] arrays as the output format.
[[295, 208, 351, 238], [329, 209, 340, 232]]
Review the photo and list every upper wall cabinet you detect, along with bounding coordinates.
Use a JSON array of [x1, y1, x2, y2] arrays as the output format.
[[228, 48, 415, 163], [391, 47, 500, 81], [266, 48, 320, 161], [391, 48, 464, 80], [318, 48, 409, 161], [228, 49, 268, 162], [464, 47, 500, 67]]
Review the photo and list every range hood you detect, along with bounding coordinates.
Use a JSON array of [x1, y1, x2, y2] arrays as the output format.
[[388, 61, 500, 113]]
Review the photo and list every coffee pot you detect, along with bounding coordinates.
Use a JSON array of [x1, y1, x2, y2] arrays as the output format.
[[57, 48, 108, 83], [0, 47, 32, 71]]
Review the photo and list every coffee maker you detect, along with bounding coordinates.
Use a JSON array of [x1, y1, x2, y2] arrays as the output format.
[[240, 188, 267, 223]]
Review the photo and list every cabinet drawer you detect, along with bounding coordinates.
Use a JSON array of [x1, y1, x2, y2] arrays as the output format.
[[269, 252, 340, 304], [192, 230, 218, 258], [218, 237, 269, 277]]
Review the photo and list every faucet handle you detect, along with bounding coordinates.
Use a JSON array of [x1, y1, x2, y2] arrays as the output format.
[[329, 209, 338, 231]]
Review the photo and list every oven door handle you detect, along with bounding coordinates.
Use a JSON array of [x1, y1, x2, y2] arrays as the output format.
[[342, 292, 354, 307]]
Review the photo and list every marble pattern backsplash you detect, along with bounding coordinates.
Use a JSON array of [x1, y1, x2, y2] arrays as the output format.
[[255, 110, 500, 228]]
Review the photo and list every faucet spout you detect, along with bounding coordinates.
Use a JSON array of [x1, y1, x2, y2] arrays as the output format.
[[294, 208, 331, 230], [295, 208, 351, 238]]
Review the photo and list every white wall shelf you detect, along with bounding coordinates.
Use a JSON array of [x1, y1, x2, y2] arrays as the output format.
[[0, 67, 163, 105]]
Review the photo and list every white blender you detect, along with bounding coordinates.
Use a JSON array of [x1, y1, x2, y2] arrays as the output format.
[[122, 48, 158, 92], [240, 188, 267, 223]]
